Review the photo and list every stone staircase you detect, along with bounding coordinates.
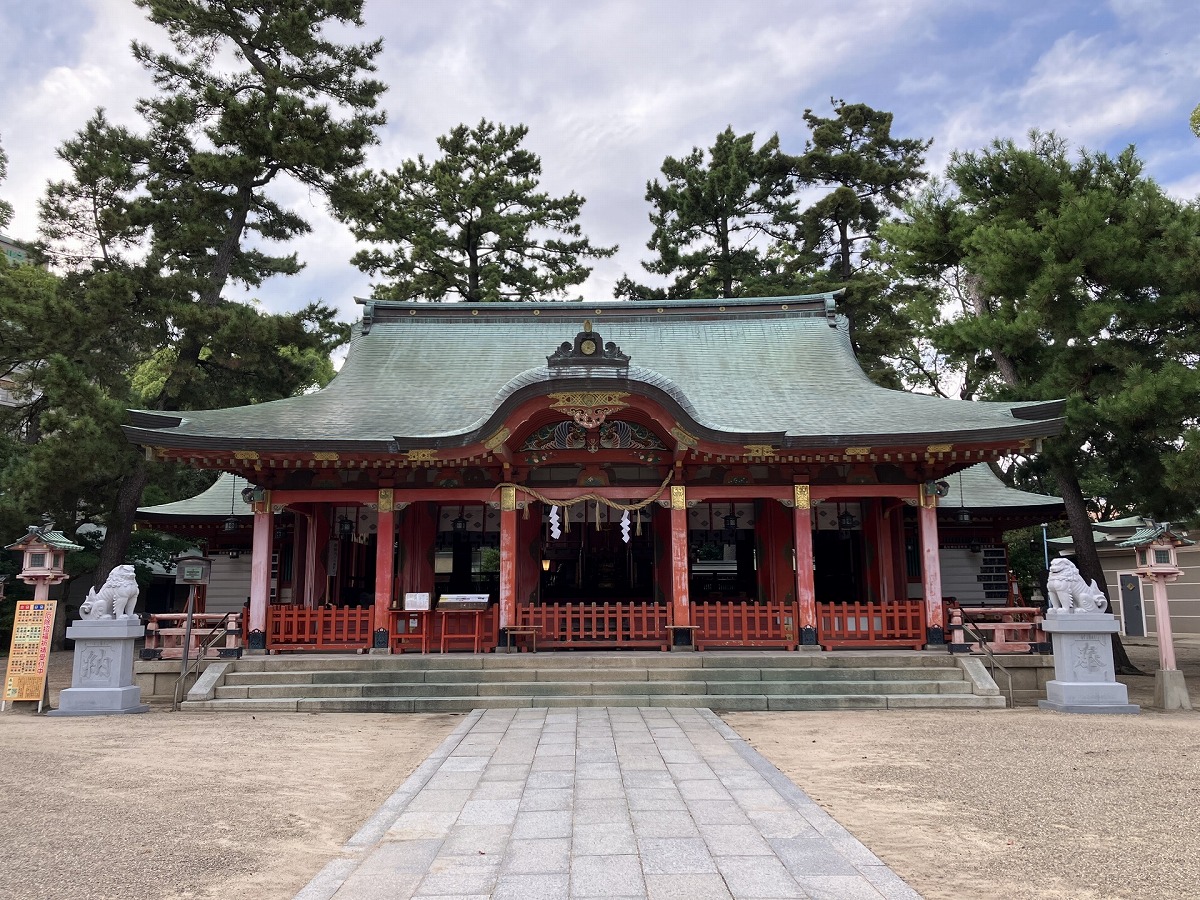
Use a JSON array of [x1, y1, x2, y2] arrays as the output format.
[[182, 651, 1005, 712]]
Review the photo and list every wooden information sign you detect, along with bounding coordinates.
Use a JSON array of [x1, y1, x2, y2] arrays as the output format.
[[3, 600, 57, 711]]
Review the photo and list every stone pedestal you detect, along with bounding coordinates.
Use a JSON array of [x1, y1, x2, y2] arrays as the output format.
[[49, 619, 149, 716], [1154, 669, 1193, 711], [1038, 611, 1138, 715]]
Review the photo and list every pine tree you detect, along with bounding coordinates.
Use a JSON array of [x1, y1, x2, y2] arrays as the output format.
[[886, 131, 1200, 668], [25, 0, 384, 584], [338, 120, 615, 302], [617, 127, 798, 300]]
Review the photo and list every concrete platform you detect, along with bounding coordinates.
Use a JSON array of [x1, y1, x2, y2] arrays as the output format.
[[294, 706, 921, 900]]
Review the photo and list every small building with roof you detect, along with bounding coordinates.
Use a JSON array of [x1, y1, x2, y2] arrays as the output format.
[[124, 295, 1065, 654]]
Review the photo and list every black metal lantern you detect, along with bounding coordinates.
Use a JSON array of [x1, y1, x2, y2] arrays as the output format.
[[955, 471, 971, 523], [721, 504, 740, 543], [837, 504, 858, 531], [223, 475, 240, 532], [338, 515, 355, 538], [452, 506, 469, 533]]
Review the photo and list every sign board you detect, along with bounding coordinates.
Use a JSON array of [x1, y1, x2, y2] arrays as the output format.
[[3, 600, 57, 708], [403, 592, 431, 611], [437, 593, 491, 611], [174, 555, 212, 585]]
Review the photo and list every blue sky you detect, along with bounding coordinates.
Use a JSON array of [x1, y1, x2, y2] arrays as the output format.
[[1, 0, 1197, 323]]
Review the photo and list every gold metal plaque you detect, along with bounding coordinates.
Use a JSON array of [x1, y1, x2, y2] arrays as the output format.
[[669, 426, 698, 448], [483, 428, 511, 452], [794, 485, 811, 509], [926, 443, 953, 454], [844, 447, 871, 456], [378, 489, 394, 513], [743, 444, 777, 458], [406, 449, 438, 462], [311, 451, 339, 461], [233, 450, 259, 461], [670, 486, 687, 510], [501, 485, 517, 512]]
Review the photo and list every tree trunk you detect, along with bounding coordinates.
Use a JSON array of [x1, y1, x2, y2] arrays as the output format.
[[1051, 463, 1143, 675], [93, 451, 148, 589], [965, 273, 1021, 387]]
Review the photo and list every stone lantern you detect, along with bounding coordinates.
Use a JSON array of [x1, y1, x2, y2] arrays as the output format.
[[5, 525, 81, 602], [1118, 523, 1194, 710]]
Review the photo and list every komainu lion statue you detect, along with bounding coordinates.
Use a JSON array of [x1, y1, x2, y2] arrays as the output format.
[[1045, 557, 1108, 613], [79, 564, 140, 620]]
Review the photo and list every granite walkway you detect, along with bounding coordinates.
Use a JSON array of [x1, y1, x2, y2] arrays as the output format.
[[295, 707, 921, 900]]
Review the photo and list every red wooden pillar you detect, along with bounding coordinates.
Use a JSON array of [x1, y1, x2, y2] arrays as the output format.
[[372, 489, 396, 651], [755, 499, 794, 604], [875, 501, 896, 604], [793, 486, 817, 646], [515, 501, 543, 613], [292, 511, 308, 609], [500, 486, 517, 630], [247, 496, 274, 652], [918, 499, 945, 645], [305, 505, 331, 607], [669, 486, 690, 628], [862, 499, 884, 603]]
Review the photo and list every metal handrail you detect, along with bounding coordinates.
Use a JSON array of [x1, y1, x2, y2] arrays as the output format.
[[172, 612, 237, 711], [958, 612, 1014, 708]]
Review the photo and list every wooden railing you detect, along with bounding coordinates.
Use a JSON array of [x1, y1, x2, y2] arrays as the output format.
[[519, 602, 669, 650], [948, 605, 1047, 654], [267, 605, 373, 651], [817, 600, 925, 650], [144, 613, 243, 660], [692, 601, 799, 651]]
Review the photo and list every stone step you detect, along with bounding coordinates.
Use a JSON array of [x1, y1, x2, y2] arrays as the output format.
[[183, 692, 1004, 714], [229, 651, 957, 673], [215, 676, 975, 702], [223, 664, 968, 687]]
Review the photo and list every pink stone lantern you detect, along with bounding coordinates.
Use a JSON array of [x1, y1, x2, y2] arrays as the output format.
[[1119, 523, 1194, 710]]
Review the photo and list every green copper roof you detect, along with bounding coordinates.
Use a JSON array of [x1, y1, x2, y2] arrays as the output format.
[[941, 464, 1063, 510], [5, 526, 84, 552], [1115, 523, 1195, 548], [124, 296, 1064, 452], [137, 472, 253, 522]]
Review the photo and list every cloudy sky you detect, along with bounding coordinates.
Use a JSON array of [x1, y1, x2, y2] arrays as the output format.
[[1, 0, 1197, 323]]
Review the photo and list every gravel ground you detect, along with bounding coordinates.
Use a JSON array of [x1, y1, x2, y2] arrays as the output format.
[[0, 639, 1195, 900], [726, 639, 1200, 900]]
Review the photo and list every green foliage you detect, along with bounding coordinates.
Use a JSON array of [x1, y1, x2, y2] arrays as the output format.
[[2, 0, 381, 585], [886, 131, 1200, 596], [0, 135, 13, 232], [621, 106, 930, 382], [617, 127, 798, 301], [338, 120, 615, 302]]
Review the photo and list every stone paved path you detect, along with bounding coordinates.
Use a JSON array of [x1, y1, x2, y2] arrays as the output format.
[[295, 707, 921, 899]]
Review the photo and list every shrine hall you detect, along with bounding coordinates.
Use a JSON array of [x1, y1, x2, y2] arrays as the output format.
[[125, 294, 1065, 655]]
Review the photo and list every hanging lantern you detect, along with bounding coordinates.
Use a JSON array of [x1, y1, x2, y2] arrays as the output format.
[[338, 516, 355, 538], [451, 505, 468, 533]]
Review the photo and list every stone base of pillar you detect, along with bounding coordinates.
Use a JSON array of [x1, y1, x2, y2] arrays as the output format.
[[1036, 611, 1139, 715], [49, 619, 149, 716], [1153, 669, 1193, 711]]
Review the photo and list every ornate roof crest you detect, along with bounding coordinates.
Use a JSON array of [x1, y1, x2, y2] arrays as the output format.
[[547, 321, 630, 369]]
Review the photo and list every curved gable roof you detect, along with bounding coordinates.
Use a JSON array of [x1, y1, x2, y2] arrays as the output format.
[[125, 295, 1064, 453]]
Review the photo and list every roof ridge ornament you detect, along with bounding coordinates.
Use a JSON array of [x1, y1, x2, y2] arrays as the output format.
[[547, 321, 630, 369]]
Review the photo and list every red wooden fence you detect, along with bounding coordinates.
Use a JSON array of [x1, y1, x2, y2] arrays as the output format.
[[267, 606, 374, 651], [519, 602, 669, 650], [817, 600, 925, 650], [692, 601, 799, 651]]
